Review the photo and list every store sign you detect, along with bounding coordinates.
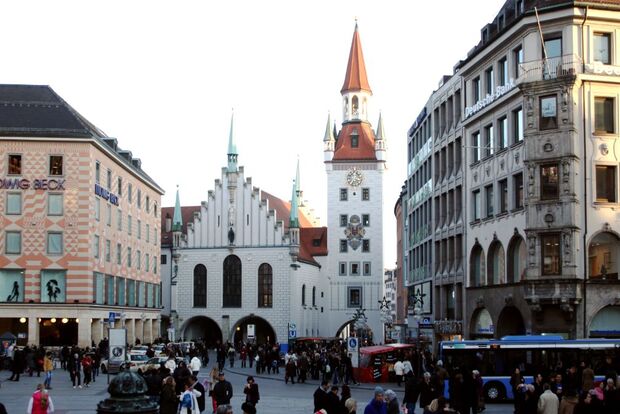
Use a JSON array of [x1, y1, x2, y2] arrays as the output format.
[[585, 63, 620, 76], [0, 178, 65, 190], [94, 183, 119, 206], [465, 79, 516, 119]]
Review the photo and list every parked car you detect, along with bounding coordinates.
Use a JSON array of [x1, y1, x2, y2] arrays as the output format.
[[141, 356, 186, 373], [129, 345, 149, 355], [101, 353, 150, 374]]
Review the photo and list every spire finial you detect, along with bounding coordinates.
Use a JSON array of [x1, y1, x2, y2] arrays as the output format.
[[227, 110, 238, 172], [323, 112, 335, 142], [290, 177, 299, 228], [172, 186, 183, 232]]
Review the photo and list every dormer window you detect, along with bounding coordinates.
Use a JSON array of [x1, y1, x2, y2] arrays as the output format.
[[516, 0, 524, 16], [482, 28, 489, 43], [498, 14, 505, 30], [351, 128, 359, 148]]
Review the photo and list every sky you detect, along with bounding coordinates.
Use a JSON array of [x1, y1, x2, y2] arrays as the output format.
[[1, 0, 505, 268]]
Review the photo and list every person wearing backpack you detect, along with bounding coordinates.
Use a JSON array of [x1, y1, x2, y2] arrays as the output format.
[[27, 383, 55, 414]]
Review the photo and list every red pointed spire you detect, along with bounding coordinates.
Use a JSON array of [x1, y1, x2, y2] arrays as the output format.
[[341, 23, 372, 94]]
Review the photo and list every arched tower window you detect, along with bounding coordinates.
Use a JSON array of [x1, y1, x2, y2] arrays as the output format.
[[193, 264, 207, 308], [362, 97, 368, 118], [258, 263, 273, 308], [344, 97, 349, 118], [469, 244, 486, 287], [487, 241, 506, 285], [302, 284, 306, 306], [507, 235, 526, 283], [352, 95, 359, 117], [223, 255, 242, 307], [312, 286, 316, 307]]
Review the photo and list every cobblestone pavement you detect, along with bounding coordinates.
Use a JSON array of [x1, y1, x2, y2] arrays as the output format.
[[0, 362, 512, 413]]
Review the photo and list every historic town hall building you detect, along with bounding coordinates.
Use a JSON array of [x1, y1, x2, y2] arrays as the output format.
[[161, 24, 386, 349]]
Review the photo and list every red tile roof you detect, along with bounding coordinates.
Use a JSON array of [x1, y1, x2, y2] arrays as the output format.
[[160, 205, 201, 247], [341, 25, 372, 94], [333, 121, 377, 161]]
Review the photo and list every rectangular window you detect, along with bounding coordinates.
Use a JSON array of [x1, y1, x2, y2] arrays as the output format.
[[127, 279, 136, 306], [127, 247, 132, 267], [485, 184, 494, 217], [472, 131, 481, 162], [106, 275, 115, 305], [544, 37, 562, 59], [8, 154, 22, 175], [154, 260, 157, 275], [540, 95, 558, 130], [499, 179, 508, 213], [94, 272, 104, 304], [116, 243, 122, 265], [106, 169, 112, 189], [541, 233, 562, 275], [137, 220, 142, 240], [362, 188, 370, 201], [146, 254, 150, 273], [485, 67, 494, 94], [363, 261, 371, 276], [47, 232, 63, 255], [473, 77, 481, 102], [362, 214, 370, 227], [498, 116, 508, 149], [6, 193, 21, 215], [136, 250, 141, 270], [106, 204, 111, 226], [117, 210, 122, 231], [339, 239, 348, 253], [49, 155, 63, 176], [128, 215, 132, 235], [513, 107, 524, 143], [595, 97, 615, 134], [484, 124, 494, 157], [161, 254, 167, 265], [48, 193, 63, 216], [514, 173, 524, 209], [596, 165, 617, 202], [105, 239, 111, 262], [340, 188, 348, 201], [128, 183, 133, 203], [146, 196, 150, 213], [95, 161, 100, 184], [117, 278, 126, 306], [350, 262, 360, 276], [5, 231, 22, 254], [351, 133, 359, 148], [41, 270, 66, 303], [594, 32, 611, 65], [138, 282, 146, 307], [362, 239, 370, 252], [340, 214, 348, 227], [348, 287, 362, 308], [146, 224, 150, 243], [117, 177, 122, 196], [137, 189, 142, 209], [339, 262, 347, 276], [93, 235, 100, 258], [95, 198, 100, 221], [541, 164, 560, 200], [513, 45, 523, 77], [499, 57, 508, 86], [472, 190, 481, 220]]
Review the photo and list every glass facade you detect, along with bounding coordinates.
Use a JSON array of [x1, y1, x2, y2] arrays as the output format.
[[41, 270, 66, 303]]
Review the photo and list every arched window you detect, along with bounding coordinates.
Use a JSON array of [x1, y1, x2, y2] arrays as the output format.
[[507, 236, 526, 283], [344, 97, 349, 117], [258, 263, 273, 308], [193, 264, 207, 307], [223, 255, 241, 307], [302, 284, 306, 306], [312, 286, 316, 307], [588, 232, 620, 279], [469, 244, 486, 287], [352, 95, 359, 117], [487, 241, 505, 285]]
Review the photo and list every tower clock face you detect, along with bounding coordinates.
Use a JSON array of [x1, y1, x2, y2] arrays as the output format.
[[346, 168, 364, 187]]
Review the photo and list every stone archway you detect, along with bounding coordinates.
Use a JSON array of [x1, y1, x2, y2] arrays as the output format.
[[487, 241, 506, 285], [589, 306, 620, 337], [470, 308, 494, 338], [336, 319, 374, 347], [496, 306, 525, 338], [182, 316, 223, 347], [231, 315, 276, 346], [588, 231, 620, 279]]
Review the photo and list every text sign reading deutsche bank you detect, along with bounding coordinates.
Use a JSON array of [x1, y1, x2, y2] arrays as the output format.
[[465, 79, 516, 119], [94, 183, 119, 206], [0, 178, 65, 190]]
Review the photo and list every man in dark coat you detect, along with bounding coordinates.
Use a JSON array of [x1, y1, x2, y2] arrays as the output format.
[[403, 374, 420, 414], [212, 371, 233, 407], [313, 380, 330, 413], [326, 385, 343, 414], [190, 374, 206, 413]]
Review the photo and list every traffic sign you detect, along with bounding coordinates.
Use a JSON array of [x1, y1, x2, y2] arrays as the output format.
[[289, 329, 297, 338], [348, 337, 358, 352], [109, 312, 115, 323]]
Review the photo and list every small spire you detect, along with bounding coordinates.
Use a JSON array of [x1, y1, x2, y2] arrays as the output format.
[[376, 112, 386, 140], [172, 185, 183, 232], [227, 110, 238, 172], [323, 112, 335, 142], [333, 120, 338, 141], [289, 178, 299, 229], [295, 157, 301, 194]]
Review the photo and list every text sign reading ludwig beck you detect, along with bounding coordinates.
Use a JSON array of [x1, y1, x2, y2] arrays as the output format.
[[0, 178, 65, 190]]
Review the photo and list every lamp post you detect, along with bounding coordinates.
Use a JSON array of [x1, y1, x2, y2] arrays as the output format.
[[379, 296, 393, 344], [408, 289, 426, 375]]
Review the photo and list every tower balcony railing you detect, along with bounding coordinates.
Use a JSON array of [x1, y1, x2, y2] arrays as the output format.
[[517, 54, 582, 83]]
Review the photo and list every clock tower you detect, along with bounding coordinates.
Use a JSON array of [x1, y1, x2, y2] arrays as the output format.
[[324, 22, 386, 344]]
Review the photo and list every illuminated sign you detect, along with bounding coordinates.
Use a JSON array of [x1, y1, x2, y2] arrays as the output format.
[[0, 178, 65, 190], [94, 183, 119, 206], [465, 79, 516, 119]]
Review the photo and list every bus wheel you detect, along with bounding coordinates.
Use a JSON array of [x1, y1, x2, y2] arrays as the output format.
[[484, 382, 505, 402]]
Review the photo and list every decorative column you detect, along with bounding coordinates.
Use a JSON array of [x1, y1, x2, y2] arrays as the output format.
[[27, 316, 39, 346], [77, 318, 92, 348]]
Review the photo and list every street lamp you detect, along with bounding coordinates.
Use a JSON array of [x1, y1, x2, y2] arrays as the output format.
[[379, 296, 393, 343]]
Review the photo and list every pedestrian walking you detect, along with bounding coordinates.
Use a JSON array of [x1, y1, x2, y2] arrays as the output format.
[[285, 358, 296, 384], [364, 386, 387, 414], [394, 360, 404, 387], [27, 383, 54, 414], [243, 376, 260, 406], [228, 345, 235, 368], [81, 353, 93, 387], [190, 355, 202, 377], [314, 380, 330, 413], [538, 384, 560, 414], [43, 352, 54, 390], [8, 346, 24, 381], [403, 374, 420, 414], [345, 398, 358, 414], [241, 401, 256, 414], [179, 379, 201, 414], [160, 376, 179, 414], [385, 389, 400, 414], [212, 371, 233, 407], [68, 352, 82, 389], [190, 374, 206, 413]]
